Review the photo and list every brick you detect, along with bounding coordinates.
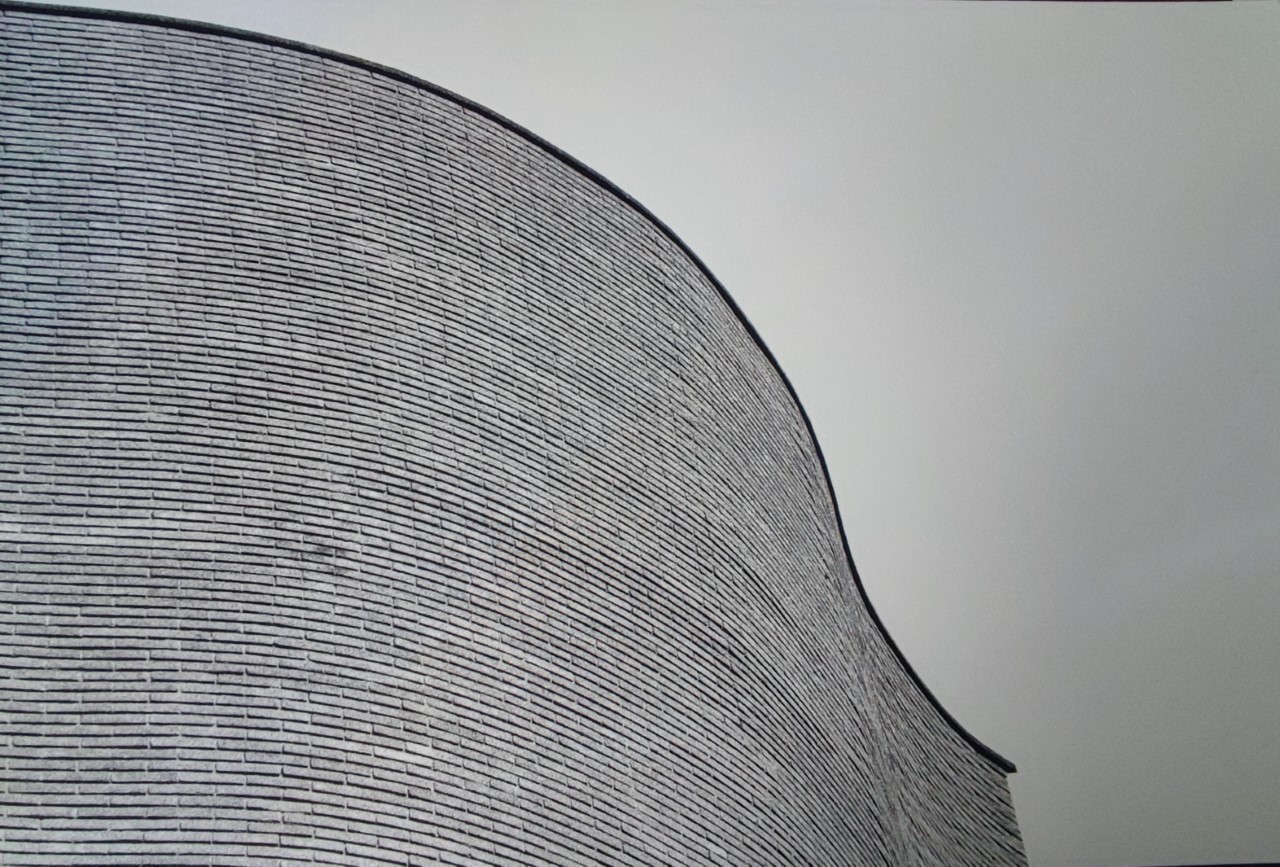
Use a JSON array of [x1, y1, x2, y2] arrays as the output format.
[[0, 4, 1022, 866]]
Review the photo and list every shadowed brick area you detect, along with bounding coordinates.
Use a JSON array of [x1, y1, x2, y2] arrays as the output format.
[[0, 5, 1024, 865]]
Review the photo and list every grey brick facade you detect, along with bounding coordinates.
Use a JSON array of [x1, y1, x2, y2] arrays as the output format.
[[0, 4, 1024, 864]]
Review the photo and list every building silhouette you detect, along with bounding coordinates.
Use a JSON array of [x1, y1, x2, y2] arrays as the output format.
[[0, 4, 1024, 864]]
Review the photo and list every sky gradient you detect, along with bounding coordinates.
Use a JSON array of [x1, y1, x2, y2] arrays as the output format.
[[16, 2, 1280, 864]]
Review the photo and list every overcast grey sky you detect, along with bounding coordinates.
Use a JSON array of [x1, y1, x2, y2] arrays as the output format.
[[22, 1, 1280, 864]]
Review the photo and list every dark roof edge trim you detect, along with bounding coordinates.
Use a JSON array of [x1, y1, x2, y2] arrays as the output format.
[[2, 0, 1016, 775]]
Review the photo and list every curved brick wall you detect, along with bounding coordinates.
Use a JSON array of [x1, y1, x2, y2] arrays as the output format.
[[0, 5, 1024, 865]]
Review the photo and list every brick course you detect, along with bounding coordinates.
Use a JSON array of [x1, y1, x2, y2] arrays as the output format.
[[0, 5, 1024, 864]]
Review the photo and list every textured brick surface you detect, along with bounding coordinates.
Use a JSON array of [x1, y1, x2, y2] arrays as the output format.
[[0, 6, 1024, 865]]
